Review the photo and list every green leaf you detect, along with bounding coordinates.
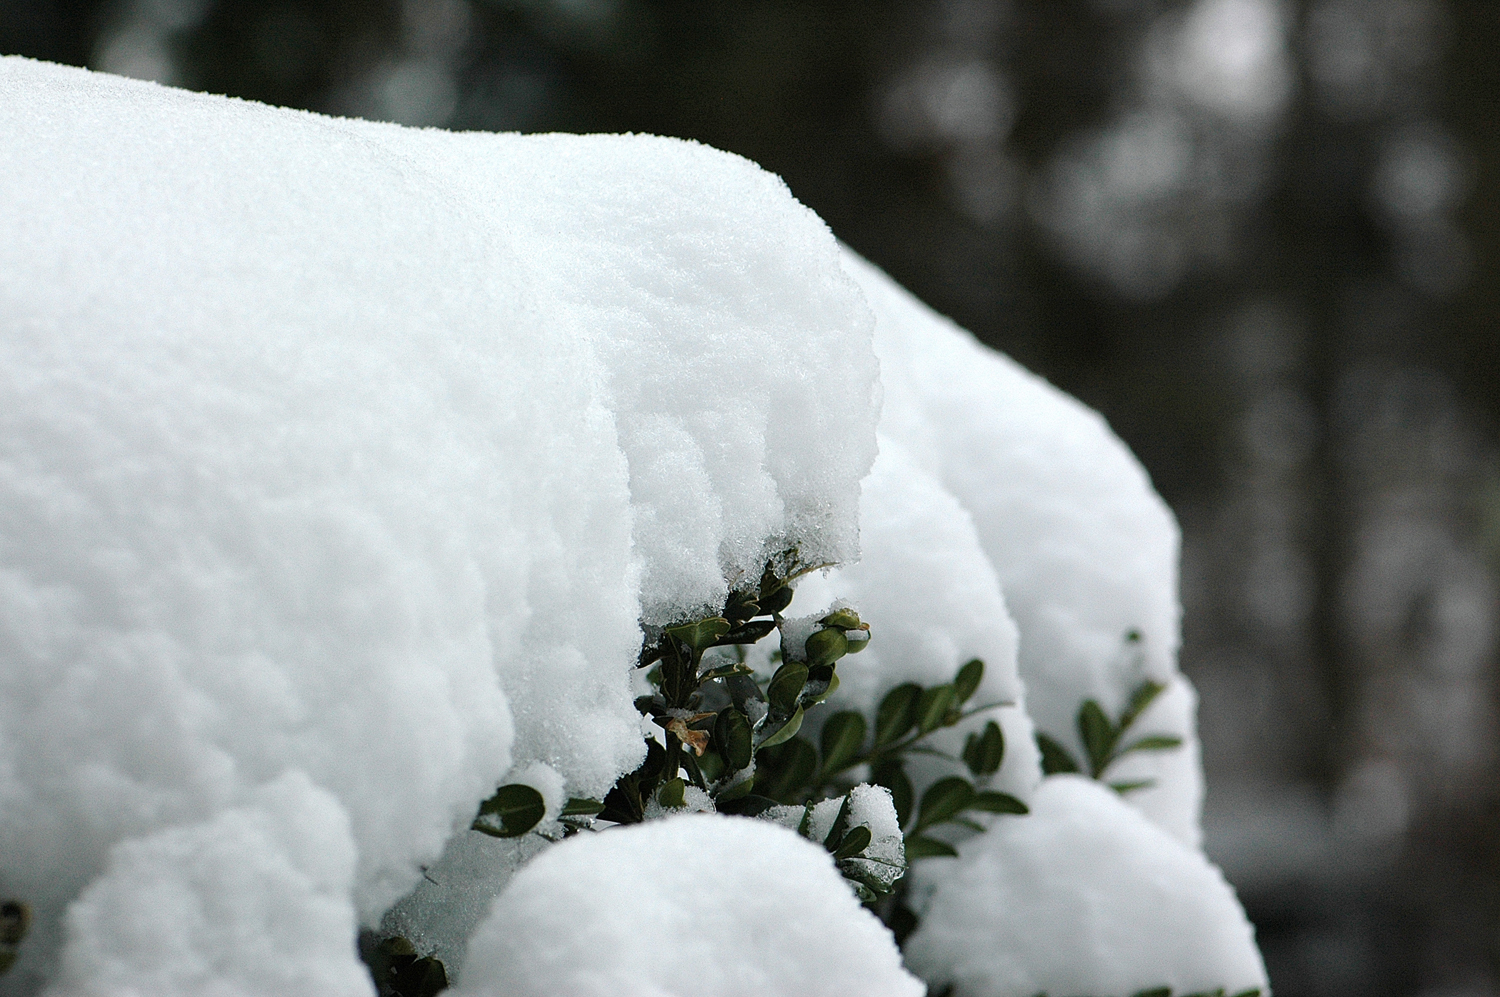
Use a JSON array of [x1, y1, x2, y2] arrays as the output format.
[[843, 629, 871, 653], [917, 684, 958, 734], [874, 683, 922, 746], [656, 777, 685, 808], [759, 584, 794, 616], [1109, 779, 1156, 794], [962, 720, 1005, 776], [1180, 990, 1228, 997], [1119, 679, 1166, 732], [823, 793, 854, 849], [559, 797, 604, 817], [725, 671, 766, 711], [904, 834, 958, 859], [802, 669, 841, 704], [832, 825, 872, 860], [1077, 699, 1116, 777], [715, 707, 754, 770], [754, 736, 818, 802], [969, 790, 1029, 815], [757, 705, 805, 748], [723, 587, 760, 623], [953, 658, 984, 704], [1118, 734, 1184, 755], [819, 711, 868, 777], [713, 619, 777, 647], [1229, 989, 1263, 997], [472, 784, 546, 838], [1130, 989, 1172, 997], [915, 775, 975, 831], [1035, 732, 1081, 775], [767, 662, 809, 715], [665, 616, 732, 653], [804, 627, 849, 669], [871, 758, 914, 830]]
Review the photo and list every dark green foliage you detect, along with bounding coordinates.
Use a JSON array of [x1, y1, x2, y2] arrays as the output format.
[[471, 783, 546, 838], [963, 720, 1005, 776], [359, 932, 448, 997], [0, 899, 29, 977], [874, 683, 922, 747], [819, 711, 867, 778], [1032, 665, 1184, 793]]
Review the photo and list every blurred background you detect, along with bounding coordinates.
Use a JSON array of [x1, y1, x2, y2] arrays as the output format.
[[2, 1, 1495, 993]]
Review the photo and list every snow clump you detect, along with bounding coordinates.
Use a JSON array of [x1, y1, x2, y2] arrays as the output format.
[[455, 814, 924, 997], [903, 775, 1269, 997]]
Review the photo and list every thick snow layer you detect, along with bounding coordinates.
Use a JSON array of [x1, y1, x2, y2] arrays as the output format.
[[50, 771, 371, 997], [793, 437, 1040, 799], [0, 55, 878, 992], [344, 122, 880, 625], [903, 775, 1268, 997], [840, 250, 1202, 846], [455, 814, 924, 997]]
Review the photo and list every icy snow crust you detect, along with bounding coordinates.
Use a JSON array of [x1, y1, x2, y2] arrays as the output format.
[[0, 55, 1261, 997], [455, 814, 924, 997]]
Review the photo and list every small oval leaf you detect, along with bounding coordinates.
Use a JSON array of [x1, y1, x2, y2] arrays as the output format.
[[657, 777, 685, 808], [665, 616, 732, 653], [559, 797, 605, 817], [833, 824, 873, 860], [757, 705, 805, 748], [915, 775, 975, 831], [1077, 699, 1115, 776], [904, 834, 959, 859], [820, 711, 868, 777], [767, 662, 809, 715], [953, 658, 984, 704], [917, 684, 957, 734], [804, 628, 849, 669], [874, 683, 922, 746], [963, 720, 1005, 776], [472, 784, 546, 838], [1035, 732, 1081, 775], [969, 790, 1029, 815], [715, 707, 755, 770]]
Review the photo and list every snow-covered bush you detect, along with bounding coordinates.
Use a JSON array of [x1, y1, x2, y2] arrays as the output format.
[[0, 56, 1267, 997]]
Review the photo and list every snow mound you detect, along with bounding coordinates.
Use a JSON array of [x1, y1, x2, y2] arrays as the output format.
[[0, 55, 878, 991], [903, 775, 1268, 997], [841, 249, 1201, 846], [455, 814, 923, 997], [50, 771, 371, 997]]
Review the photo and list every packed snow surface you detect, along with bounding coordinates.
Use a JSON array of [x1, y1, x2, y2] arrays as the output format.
[[455, 814, 924, 997], [903, 775, 1268, 997]]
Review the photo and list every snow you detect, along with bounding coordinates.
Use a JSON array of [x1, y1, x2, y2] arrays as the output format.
[[51, 771, 371, 997], [791, 436, 1040, 801], [454, 814, 924, 997], [902, 775, 1269, 997], [0, 53, 1258, 997], [840, 249, 1202, 847], [0, 55, 876, 991]]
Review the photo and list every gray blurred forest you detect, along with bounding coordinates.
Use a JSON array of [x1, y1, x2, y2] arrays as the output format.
[[3, 1, 1496, 994]]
